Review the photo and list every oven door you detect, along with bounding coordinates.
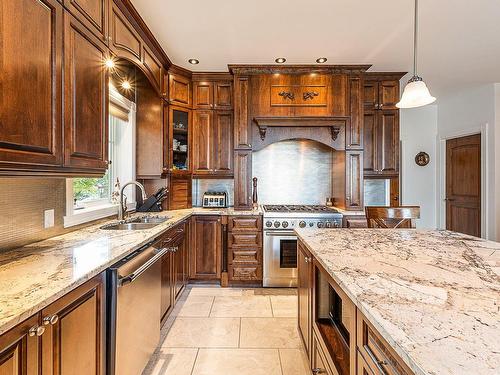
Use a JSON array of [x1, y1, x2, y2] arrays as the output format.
[[263, 230, 298, 287]]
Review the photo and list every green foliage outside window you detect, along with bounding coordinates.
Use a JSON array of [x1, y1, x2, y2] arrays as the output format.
[[73, 171, 110, 202]]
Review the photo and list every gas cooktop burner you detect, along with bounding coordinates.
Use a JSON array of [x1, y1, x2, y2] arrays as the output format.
[[263, 205, 340, 214]]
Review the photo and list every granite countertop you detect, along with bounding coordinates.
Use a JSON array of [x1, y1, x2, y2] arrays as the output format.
[[295, 228, 500, 375], [0, 206, 261, 335]]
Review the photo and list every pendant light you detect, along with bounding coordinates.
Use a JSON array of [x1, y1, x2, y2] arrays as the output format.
[[396, 0, 436, 108]]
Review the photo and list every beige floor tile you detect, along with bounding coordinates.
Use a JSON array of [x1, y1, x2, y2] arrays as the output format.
[[162, 317, 240, 348], [279, 349, 310, 375], [240, 318, 302, 348], [271, 295, 298, 317], [176, 296, 214, 317], [192, 349, 282, 375], [210, 296, 273, 317], [188, 286, 244, 297], [143, 348, 198, 375], [252, 288, 298, 296]]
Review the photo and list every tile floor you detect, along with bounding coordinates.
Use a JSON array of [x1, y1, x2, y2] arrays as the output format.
[[143, 286, 310, 375]]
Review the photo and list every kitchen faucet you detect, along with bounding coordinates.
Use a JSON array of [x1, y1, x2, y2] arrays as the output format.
[[118, 181, 147, 220]]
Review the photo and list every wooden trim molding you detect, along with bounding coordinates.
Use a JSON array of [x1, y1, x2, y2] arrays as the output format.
[[228, 64, 372, 75]]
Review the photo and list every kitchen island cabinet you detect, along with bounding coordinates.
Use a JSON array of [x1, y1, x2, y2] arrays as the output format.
[[296, 229, 500, 375]]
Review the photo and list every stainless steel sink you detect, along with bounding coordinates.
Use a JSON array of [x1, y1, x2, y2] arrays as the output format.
[[100, 216, 170, 230]]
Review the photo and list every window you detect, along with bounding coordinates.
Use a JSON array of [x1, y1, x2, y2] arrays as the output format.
[[64, 85, 136, 227]]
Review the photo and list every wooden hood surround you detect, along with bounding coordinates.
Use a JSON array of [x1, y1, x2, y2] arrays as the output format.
[[230, 64, 372, 210]]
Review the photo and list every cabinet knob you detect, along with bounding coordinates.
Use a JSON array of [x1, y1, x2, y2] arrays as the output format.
[[43, 314, 59, 326], [28, 325, 45, 337], [312, 368, 325, 374]]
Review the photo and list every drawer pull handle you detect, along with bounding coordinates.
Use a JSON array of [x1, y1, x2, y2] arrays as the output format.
[[43, 314, 59, 325], [28, 325, 45, 337]]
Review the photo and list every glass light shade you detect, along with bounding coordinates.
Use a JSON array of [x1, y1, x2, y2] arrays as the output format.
[[396, 78, 436, 108]]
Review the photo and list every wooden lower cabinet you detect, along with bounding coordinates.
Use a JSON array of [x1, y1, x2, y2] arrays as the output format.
[[312, 331, 335, 375], [0, 273, 106, 375], [357, 352, 375, 375], [298, 243, 312, 355], [190, 215, 222, 280]]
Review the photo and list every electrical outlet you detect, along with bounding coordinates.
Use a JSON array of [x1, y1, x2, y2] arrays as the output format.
[[44, 209, 55, 229]]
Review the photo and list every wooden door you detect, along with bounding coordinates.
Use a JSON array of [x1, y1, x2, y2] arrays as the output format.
[[169, 106, 191, 174], [0, 315, 40, 375], [356, 353, 375, 375], [173, 239, 186, 298], [233, 76, 251, 149], [446, 134, 481, 237], [214, 81, 233, 110], [0, 0, 63, 171], [234, 150, 252, 209], [192, 111, 213, 175], [377, 111, 399, 175], [161, 251, 173, 321], [168, 175, 192, 210], [64, 0, 109, 42], [363, 112, 377, 175], [346, 76, 363, 149], [213, 111, 233, 175], [345, 151, 364, 210], [169, 74, 191, 108], [193, 82, 213, 109], [41, 273, 105, 375], [379, 80, 399, 110], [109, 3, 141, 64], [297, 243, 312, 356], [190, 216, 222, 280], [63, 13, 108, 172], [363, 81, 378, 111]]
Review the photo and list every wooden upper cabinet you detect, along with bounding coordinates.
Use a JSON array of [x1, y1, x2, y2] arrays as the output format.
[[41, 273, 106, 375], [0, 0, 63, 172], [190, 215, 222, 280], [363, 112, 377, 174], [63, 0, 109, 42], [214, 111, 233, 175], [142, 45, 163, 92], [0, 314, 40, 375], [346, 76, 363, 150], [63, 13, 108, 172], [193, 82, 214, 110], [379, 80, 400, 110], [363, 81, 378, 111], [377, 111, 399, 174], [169, 74, 192, 108], [109, 2, 141, 64], [234, 76, 251, 149], [192, 110, 213, 175], [346, 150, 364, 210], [214, 81, 233, 110]]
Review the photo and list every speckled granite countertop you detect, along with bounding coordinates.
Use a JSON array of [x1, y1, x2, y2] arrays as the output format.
[[0, 207, 261, 335], [295, 228, 500, 375]]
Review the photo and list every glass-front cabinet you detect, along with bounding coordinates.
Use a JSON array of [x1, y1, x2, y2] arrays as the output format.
[[168, 106, 191, 174]]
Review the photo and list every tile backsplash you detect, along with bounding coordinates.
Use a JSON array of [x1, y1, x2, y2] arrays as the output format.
[[0, 178, 67, 251], [192, 179, 234, 207]]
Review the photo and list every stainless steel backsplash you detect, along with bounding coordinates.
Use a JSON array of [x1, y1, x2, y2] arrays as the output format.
[[252, 140, 333, 205]]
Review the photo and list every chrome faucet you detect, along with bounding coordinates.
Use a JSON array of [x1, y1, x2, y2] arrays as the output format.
[[118, 181, 147, 220]]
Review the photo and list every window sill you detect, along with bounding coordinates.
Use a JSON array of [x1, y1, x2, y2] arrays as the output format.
[[64, 202, 136, 228]]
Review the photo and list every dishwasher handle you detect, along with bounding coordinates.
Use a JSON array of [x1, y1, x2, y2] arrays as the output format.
[[118, 247, 170, 287]]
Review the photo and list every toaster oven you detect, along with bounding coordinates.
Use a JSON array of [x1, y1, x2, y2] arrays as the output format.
[[202, 191, 227, 208]]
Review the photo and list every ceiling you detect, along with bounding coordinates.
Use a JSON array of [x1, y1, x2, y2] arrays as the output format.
[[131, 0, 500, 97]]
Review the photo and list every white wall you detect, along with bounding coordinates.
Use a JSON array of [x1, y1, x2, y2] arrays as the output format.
[[436, 84, 497, 240], [495, 84, 500, 240], [400, 106, 438, 229]]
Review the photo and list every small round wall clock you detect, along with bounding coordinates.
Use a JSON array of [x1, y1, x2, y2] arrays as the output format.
[[415, 151, 430, 166]]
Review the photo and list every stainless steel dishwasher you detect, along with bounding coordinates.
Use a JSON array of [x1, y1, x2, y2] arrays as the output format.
[[107, 239, 169, 375]]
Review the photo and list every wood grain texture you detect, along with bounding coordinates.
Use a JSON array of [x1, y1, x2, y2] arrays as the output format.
[[64, 0, 108, 42], [190, 215, 221, 280]]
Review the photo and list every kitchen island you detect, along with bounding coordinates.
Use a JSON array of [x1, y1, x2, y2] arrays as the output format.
[[296, 228, 500, 375]]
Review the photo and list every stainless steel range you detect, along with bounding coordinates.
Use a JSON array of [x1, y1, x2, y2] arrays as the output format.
[[262, 205, 343, 287]]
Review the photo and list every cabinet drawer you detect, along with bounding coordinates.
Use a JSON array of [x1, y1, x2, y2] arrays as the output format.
[[228, 216, 262, 231], [229, 248, 260, 264], [228, 264, 262, 281], [357, 314, 412, 375], [228, 232, 261, 247]]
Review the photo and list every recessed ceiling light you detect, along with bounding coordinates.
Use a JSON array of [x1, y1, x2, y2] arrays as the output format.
[[121, 80, 132, 90], [188, 59, 199, 65], [104, 58, 115, 69], [275, 57, 286, 64], [316, 57, 328, 63]]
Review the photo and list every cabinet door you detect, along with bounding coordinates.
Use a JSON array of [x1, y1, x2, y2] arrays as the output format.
[[379, 80, 399, 110], [63, 13, 108, 172], [363, 112, 377, 175], [109, 3, 141, 64], [234, 150, 252, 209], [168, 175, 192, 210], [214, 81, 233, 110], [41, 273, 105, 375], [0, 315, 40, 375], [0, 0, 63, 170], [192, 111, 213, 175], [190, 216, 221, 280], [363, 81, 378, 111], [169, 74, 191, 108], [193, 82, 214, 109], [233, 76, 251, 149], [345, 150, 364, 210], [173, 238, 186, 298], [297, 243, 312, 356], [161, 251, 173, 321], [377, 111, 399, 175], [346, 76, 363, 149], [213, 111, 234, 175], [64, 0, 109, 42]]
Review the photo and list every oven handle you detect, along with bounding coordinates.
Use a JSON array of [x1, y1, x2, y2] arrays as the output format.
[[118, 247, 169, 287], [265, 231, 296, 236]]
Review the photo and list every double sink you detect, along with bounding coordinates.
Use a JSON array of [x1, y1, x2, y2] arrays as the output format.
[[100, 215, 170, 230]]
